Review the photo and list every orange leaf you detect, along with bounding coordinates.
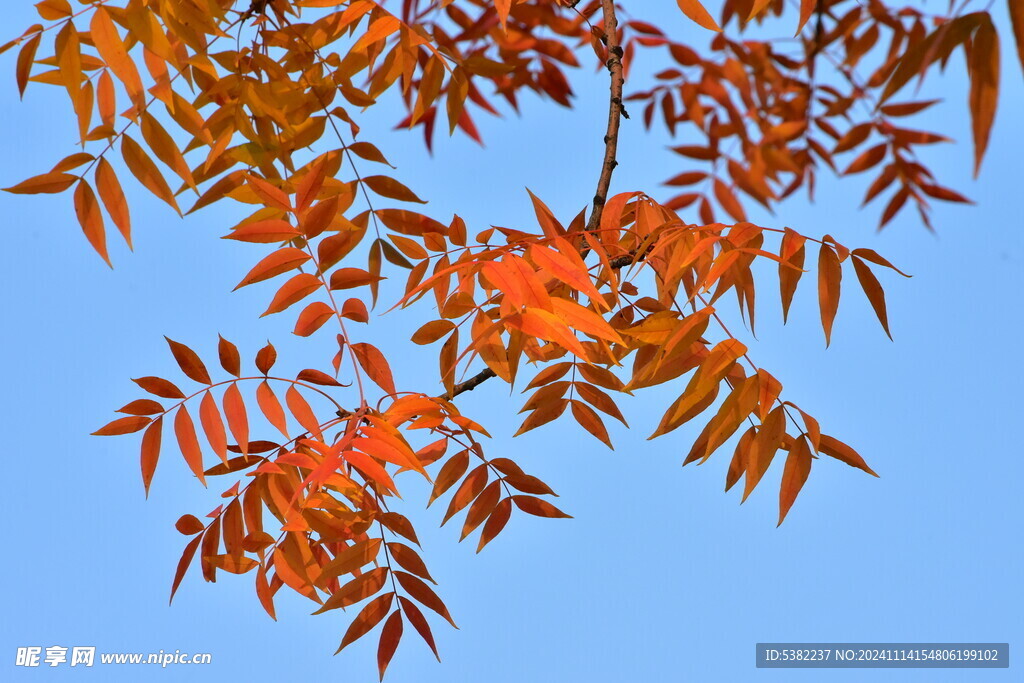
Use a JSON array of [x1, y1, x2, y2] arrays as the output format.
[[218, 337, 241, 377], [235, 248, 310, 290], [255, 343, 277, 375], [796, 0, 816, 36], [476, 497, 512, 553], [570, 399, 613, 449], [294, 301, 334, 337], [843, 144, 886, 175], [676, 0, 721, 32], [133, 376, 185, 399], [285, 386, 322, 439], [117, 399, 163, 415], [778, 436, 812, 526], [968, 19, 999, 176], [264, 273, 321, 316], [174, 407, 207, 485], [351, 343, 396, 395], [138, 417, 161, 485], [246, 175, 291, 211], [257, 381, 288, 437], [297, 369, 343, 386], [300, 195, 339, 239], [329, 267, 383, 290], [852, 256, 891, 339], [16, 33, 41, 97], [4, 171, 77, 195], [223, 383, 249, 456], [387, 542, 434, 582], [818, 434, 878, 477], [335, 592, 394, 654], [73, 181, 109, 265], [460, 480, 501, 541], [225, 218, 300, 244], [169, 535, 201, 604], [175, 514, 205, 535], [199, 391, 228, 463], [412, 320, 455, 345], [312, 567, 388, 614], [511, 495, 571, 518], [1011, 0, 1024, 76], [319, 538, 383, 582], [95, 158, 131, 248], [816, 243, 842, 346], [91, 8, 144, 104], [429, 450, 469, 506], [362, 175, 425, 203], [394, 571, 456, 628], [92, 415, 150, 436], [121, 135, 179, 213], [165, 337, 212, 384], [443, 464, 487, 525], [377, 611, 403, 680], [778, 228, 806, 323]]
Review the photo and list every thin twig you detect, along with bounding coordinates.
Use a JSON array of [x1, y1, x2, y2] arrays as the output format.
[[442, 0, 625, 402]]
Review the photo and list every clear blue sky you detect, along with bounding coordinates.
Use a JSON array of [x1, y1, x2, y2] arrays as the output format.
[[1, 2, 1021, 681]]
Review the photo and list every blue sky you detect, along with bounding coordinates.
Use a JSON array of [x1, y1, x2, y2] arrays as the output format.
[[1, 2, 1021, 681]]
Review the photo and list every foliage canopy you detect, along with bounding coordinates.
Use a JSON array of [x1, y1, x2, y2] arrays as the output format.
[[4, 0, 1022, 676]]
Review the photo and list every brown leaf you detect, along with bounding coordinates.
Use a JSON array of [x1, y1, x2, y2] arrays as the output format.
[[968, 19, 999, 176], [175, 514, 205, 535], [335, 592, 394, 654], [398, 596, 440, 660], [852, 256, 891, 339], [165, 337, 211, 384], [511, 495, 571, 518], [394, 571, 456, 628], [377, 611, 403, 680], [476, 497, 512, 553], [218, 336, 241, 377]]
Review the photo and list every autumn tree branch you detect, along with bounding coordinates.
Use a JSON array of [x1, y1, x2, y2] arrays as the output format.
[[441, 0, 625, 402]]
